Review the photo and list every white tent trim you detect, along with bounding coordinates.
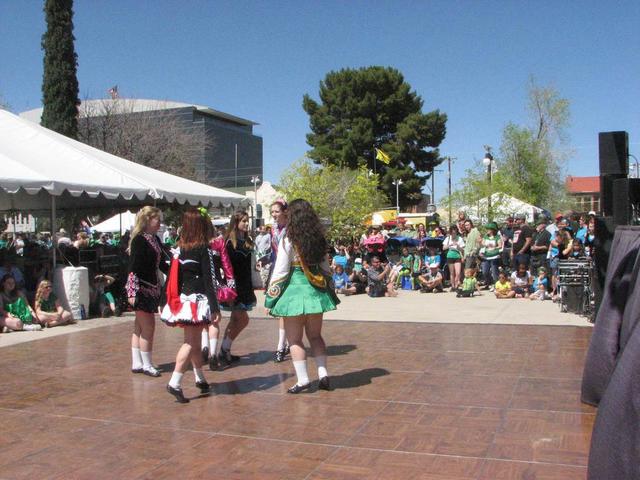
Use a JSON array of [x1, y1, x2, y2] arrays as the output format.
[[0, 109, 248, 209]]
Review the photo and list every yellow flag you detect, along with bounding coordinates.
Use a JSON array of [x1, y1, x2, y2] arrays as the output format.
[[375, 148, 391, 165]]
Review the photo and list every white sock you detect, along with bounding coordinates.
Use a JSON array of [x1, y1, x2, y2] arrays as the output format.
[[293, 360, 310, 386], [209, 338, 218, 356], [277, 328, 286, 350], [131, 347, 143, 369], [140, 350, 153, 369], [222, 337, 232, 351], [169, 371, 183, 389], [315, 355, 328, 379], [193, 367, 206, 383], [201, 329, 209, 351]]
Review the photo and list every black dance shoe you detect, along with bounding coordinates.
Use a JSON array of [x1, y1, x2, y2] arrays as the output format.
[[167, 385, 189, 403], [287, 383, 312, 394], [218, 348, 240, 366], [143, 367, 161, 377], [201, 346, 209, 363], [209, 354, 220, 371], [195, 380, 210, 394], [284, 344, 291, 356], [318, 376, 332, 391], [274, 348, 286, 363]]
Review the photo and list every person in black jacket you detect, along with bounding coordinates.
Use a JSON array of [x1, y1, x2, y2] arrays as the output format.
[[218, 210, 256, 365], [161, 208, 221, 403], [126, 207, 168, 377]]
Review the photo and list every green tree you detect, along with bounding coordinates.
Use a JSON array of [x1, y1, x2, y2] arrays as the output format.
[[449, 79, 571, 218], [279, 158, 388, 242], [41, 0, 80, 138], [303, 66, 447, 208]]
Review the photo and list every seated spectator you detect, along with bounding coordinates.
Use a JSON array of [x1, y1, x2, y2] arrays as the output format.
[[366, 256, 396, 297], [92, 274, 119, 317], [73, 231, 90, 249], [0, 254, 25, 290], [418, 263, 444, 293], [396, 246, 415, 288], [332, 245, 350, 270], [0, 233, 8, 250], [568, 239, 586, 259], [34, 280, 74, 327], [494, 271, 515, 299], [510, 263, 533, 298], [343, 259, 368, 295], [456, 267, 479, 297], [56, 228, 72, 247], [363, 226, 386, 262], [332, 264, 350, 294], [0, 274, 41, 331], [529, 267, 550, 301]]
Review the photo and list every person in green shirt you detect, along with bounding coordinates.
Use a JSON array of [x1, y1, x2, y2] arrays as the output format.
[[463, 219, 482, 270], [0, 274, 41, 331], [34, 280, 74, 327], [480, 222, 503, 290], [396, 247, 415, 288], [456, 268, 479, 297]]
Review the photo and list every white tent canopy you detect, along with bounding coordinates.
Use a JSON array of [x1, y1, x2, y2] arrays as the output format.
[[459, 192, 545, 223], [0, 109, 248, 211], [92, 210, 137, 234]]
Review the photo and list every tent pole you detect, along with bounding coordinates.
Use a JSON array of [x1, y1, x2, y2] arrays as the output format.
[[51, 195, 56, 282]]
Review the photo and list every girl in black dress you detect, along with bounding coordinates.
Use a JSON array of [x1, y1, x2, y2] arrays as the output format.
[[162, 208, 221, 403], [218, 210, 256, 365], [126, 207, 168, 377]]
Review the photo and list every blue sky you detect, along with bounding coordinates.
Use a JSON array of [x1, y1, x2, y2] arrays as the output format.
[[1, 0, 638, 203]]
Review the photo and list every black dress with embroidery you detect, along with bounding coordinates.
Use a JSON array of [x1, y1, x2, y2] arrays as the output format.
[[126, 233, 169, 313], [226, 238, 256, 307]]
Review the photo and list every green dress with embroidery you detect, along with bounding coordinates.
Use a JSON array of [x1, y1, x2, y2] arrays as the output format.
[[265, 238, 339, 317]]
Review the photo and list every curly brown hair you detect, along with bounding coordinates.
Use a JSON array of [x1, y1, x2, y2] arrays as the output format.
[[286, 199, 327, 265]]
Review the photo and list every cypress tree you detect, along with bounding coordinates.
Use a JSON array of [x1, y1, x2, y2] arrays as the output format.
[[41, 0, 80, 138]]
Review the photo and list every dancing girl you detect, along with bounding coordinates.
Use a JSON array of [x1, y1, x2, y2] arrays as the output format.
[[269, 199, 291, 363], [265, 199, 339, 393], [161, 208, 221, 403], [218, 210, 256, 365], [126, 206, 168, 377]]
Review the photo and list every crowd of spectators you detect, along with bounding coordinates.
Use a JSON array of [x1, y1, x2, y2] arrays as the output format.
[[308, 209, 598, 302]]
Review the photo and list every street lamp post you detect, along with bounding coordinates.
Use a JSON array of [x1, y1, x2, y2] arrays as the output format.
[[251, 175, 260, 229], [392, 179, 403, 214], [482, 146, 494, 221]]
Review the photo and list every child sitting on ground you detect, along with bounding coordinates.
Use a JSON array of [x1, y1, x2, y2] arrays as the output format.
[[457, 268, 479, 297], [494, 271, 515, 299], [510, 263, 533, 298], [92, 274, 119, 317], [34, 280, 75, 327], [529, 267, 550, 301], [332, 264, 350, 294], [0, 274, 41, 331]]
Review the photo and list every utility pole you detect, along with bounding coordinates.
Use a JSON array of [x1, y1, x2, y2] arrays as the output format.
[[447, 157, 456, 225]]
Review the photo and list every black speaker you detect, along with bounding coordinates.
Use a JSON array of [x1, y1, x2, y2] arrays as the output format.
[[599, 131, 629, 175], [593, 216, 616, 315], [601, 174, 626, 216], [611, 178, 640, 225]]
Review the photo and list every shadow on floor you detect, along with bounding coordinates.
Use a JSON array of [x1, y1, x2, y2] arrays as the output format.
[[328, 367, 390, 390], [211, 372, 294, 395]]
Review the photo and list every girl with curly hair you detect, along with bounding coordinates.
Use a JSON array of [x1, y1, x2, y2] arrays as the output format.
[[265, 199, 339, 393]]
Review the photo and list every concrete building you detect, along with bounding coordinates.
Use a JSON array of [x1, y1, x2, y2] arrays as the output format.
[[21, 99, 263, 190]]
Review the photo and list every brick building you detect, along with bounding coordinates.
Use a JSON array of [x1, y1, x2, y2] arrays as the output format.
[[565, 176, 600, 213]]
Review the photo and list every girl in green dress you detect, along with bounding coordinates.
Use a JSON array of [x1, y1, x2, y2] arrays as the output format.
[[265, 199, 339, 393], [0, 274, 41, 331]]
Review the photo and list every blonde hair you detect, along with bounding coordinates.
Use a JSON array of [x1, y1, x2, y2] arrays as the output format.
[[35, 280, 53, 307], [129, 206, 162, 249]]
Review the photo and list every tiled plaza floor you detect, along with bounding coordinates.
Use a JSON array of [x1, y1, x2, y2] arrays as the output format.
[[0, 317, 594, 479]]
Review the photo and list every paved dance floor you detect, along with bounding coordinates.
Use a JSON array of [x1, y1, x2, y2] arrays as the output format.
[[0, 318, 594, 479]]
